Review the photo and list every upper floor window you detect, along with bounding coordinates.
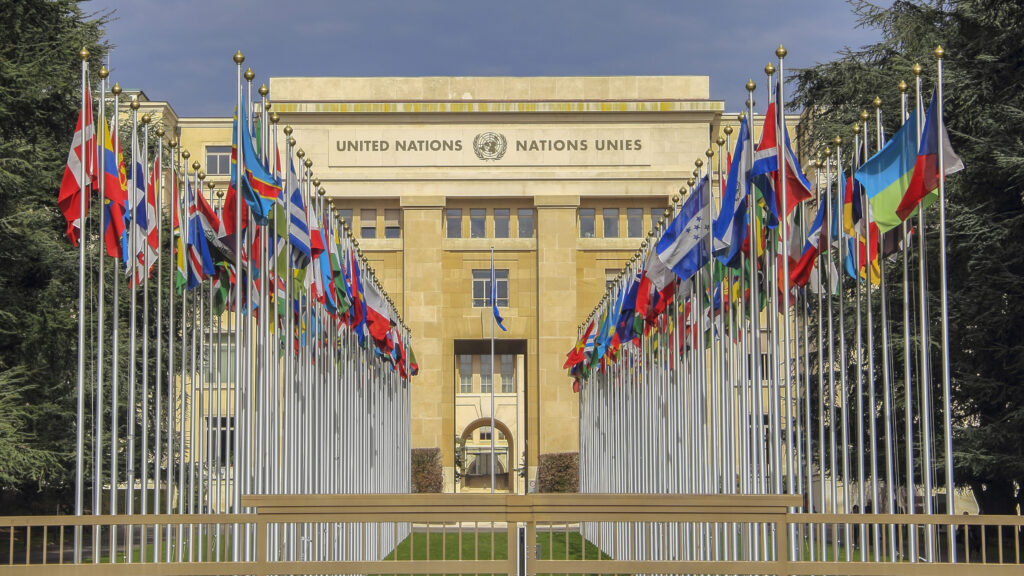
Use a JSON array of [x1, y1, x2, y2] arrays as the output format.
[[446, 209, 462, 238], [472, 268, 509, 307], [206, 146, 231, 175], [458, 354, 473, 394], [384, 208, 401, 239], [517, 208, 534, 238], [627, 208, 643, 238], [500, 354, 515, 393], [480, 354, 493, 394], [494, 209, 510, 238], [579, 208, 595, 238], [470, 208, 486, 238], [603, 208, 619, 238], [337, 209, 353, 229], [360, 209, 376, 239]]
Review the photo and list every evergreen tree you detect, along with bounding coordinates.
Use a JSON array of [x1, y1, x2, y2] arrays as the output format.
[[793, 0, 1024, 514], [0, 0, 108, 510]]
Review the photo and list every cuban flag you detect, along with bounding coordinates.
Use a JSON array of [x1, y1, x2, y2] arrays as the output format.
[[655, 175, 711, 284]]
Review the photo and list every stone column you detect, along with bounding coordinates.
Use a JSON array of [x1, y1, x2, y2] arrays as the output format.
[[533, 195, 580, 489]]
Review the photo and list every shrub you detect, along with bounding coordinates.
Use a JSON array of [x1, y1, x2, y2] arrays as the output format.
[[411, 447, 443, 493], [537, 452, 579, 493]]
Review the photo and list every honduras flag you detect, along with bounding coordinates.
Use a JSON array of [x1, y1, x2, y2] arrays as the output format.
[[656, 175, 711, 284], [712, 119, 751, 268]]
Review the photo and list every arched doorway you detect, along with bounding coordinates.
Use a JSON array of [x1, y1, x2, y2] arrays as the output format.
[[460, 417, 515, 492]]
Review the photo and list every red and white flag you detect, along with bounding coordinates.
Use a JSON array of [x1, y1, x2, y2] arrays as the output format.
[[58, 87, 97, 246]]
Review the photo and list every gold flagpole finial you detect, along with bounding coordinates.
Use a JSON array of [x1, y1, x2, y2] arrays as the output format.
[[270, 112, 280, 124], [304, 159, 312, 168], [233, 51, 245, 64], [198, 171, 206, 181], [724, 125, 733, 136], [244, 68, 255, 82], [695, 159, 704, 169], [706, 148, 714, 159], [312, 178, 320, 188], [283, 125, 293, 136], [169, 139, 177, 149], [156, 127, 165, 137], [141, 114, 151, 124], [859, 110, 869, 121], [288, 137, 296, 147], [852, 123, 861, 135], [258, 84, 269, 96], [98, 66, 108, 79], [898, 80, 908, 93], [746, 79, 756, 92], [112, 83, 122, 95], [934, 45, 944, 59], [192, 160, 200, 171], [182, 150, 190, 160], [834, 135, 842, 145], [765, 62, 775, 76], [296, 148, 304, 158], [824, 147, 832, 157], [776, 44, 787, 58], [873, 96, 882, 109], [217, 189, 225, 199], [716, 136, 725, 146], [912, 63, 923, 76], [129, 98, 140, 110], [671, 194, 680, 204], [80, 47, 90, 61]]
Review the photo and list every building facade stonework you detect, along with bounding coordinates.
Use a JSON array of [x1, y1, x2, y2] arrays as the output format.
[[164, 76, 728, 492]]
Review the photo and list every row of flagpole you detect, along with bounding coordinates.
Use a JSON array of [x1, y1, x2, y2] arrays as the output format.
[[61, 49, 417, 564], [571, 45, 962, 564]]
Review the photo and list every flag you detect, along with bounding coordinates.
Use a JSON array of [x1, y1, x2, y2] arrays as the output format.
[[564, 319, 595, 370], [896, 93, 964, 220], [183, 176, 215, 290], [713, 119, 751, 268], [790, 196, 827, 287], [57, 85, 96, 246], [350, 251, 367, 347], [287, 155, 312, 269], [130, 158, 157, 283], [854, 106, 921, 233], [141, 152, 161, 279], [363, 276, 393, 343], [656, 175, 711, 283], [238, 94, 282, 225], [844, 136, 869, 237], [223, 110, 248, 237], [635, 248, 677, 323], [99, 118, 128, 261], [490, 251, 506, 331], [750, 100, 814, 218]]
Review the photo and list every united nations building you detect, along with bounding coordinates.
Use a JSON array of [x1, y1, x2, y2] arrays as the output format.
[[148, 75, 741, 493]]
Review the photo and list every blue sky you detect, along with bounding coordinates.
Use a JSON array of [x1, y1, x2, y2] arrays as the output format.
[[88, 0, 884, 116]]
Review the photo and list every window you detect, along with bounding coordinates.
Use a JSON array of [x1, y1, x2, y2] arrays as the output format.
[[603, 208, 619, 238], [494, 209, 510, 238], [479, 426, 492, 441], [500, 354, 515, 393], [446, 209, 462, 238], [207, 416, 235, 466], [470, 208, 486, 238], [337, 209, 353, 229], [472, 269, 509, 307], [208, 338, 236, 384], [459, 355, 473, 394], [480, 354, 492, 394], [205, 146, 231, 175], [360, 209, 376, 239], [579, 208, 595, 238], [384, 208, 401, 239], [627, 208, 643, 238], [517, 208, 534, 238]]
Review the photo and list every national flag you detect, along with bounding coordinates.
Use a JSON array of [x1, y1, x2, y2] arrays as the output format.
[[750, 100, 814, 218], [490, 251, 506, 331], [99, 118, 128, 261], [409, 345, 419, 376], [57, 86, 97, 246], [563, 319, 595, 370], [141, 152, 161, 279], [183, 176, 215, 290], [223, 110, 248, 237], [614, 273, 640, 343], [350, 250, 367, 347], [363, 275, 394, 343], [896, 93, 964, 220], [286, 155, 312, 269], [238, 94, 282, 225], [844, 136, 869, 237], [130, 158, 157, 283], [656, 175, 711, 283], [789, 196, 828, 287], [854, 106, 921, 233], [713, 119, 751, 268]]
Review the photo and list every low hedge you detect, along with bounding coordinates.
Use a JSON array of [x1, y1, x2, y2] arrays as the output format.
[[411, 447, 443, 493], [537, 452, 579, 493]]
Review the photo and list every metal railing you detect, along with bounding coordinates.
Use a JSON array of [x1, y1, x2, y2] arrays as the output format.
[[1, 494, 1022, 575]]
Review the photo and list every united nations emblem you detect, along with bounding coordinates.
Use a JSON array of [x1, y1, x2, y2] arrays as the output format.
[[473, 131, 507, 161]]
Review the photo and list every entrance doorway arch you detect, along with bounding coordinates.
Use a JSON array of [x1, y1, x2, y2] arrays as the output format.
[[460, 417, 515, 492]]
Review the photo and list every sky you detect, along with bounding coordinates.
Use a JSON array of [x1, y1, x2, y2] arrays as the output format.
[[86, 0, 884, 117]]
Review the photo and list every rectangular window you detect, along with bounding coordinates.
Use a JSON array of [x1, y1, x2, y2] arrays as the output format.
[[337, 209, 353, 229], [360, 208, 377, 239], [579, 208, 595, 238], [470, 208, 486, 238], [500, 354, 515, 393], [494, 209, 510, 238], [384, 208, 401, 239], [603, 208, 619, 238], [208, 338, 236, 384], [446, 209, 462, 238], [206, 416, 235, 466], [479, 427, 492, 441], [472, 269, 509, 307], [205, 145, 231, 175], [627, 208, 643, 238], [480, 354, 493, 394], [459, 354, 473, 394], [517, 208, 534, 238]]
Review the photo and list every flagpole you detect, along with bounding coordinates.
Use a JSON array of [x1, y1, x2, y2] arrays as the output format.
[[176, 148, 191, 563], [744, 80, 763, 501], [833, 135, 853, 562], [231, 51, 245, 561], [73, 46, 89, 564], [490, 246, 496, 494], [899, 78, 918, 563], [153, 125, 164, 563], [824, 147, 840, 558], [934, 45, 956, 561], [93, 65, 108, 563], [109, 81, 123, 560], [165, 139, 178, 563], [125, 96, 140, 562]]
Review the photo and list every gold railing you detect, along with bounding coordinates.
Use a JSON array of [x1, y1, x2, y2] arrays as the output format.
[[1, 494, 1021, 575]]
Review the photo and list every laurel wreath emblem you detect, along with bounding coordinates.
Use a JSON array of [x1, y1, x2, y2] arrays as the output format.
[[473, 132, 507, 161]]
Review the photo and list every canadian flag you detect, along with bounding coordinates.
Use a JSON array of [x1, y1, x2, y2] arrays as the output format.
[[58, 87, 97, 246]]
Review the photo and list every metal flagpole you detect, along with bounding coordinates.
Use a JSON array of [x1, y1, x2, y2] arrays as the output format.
[[139, 115, 151, 541], [231, 51, 245, 561], [490, 246, 496, 493], [824, 147, 840, 559], [899, 78, 918, 562], [73, 46, 89, 564], [859, 109, 880, 562], [934, 45, 956, 560], [833, 136, 853, 562], [153, 126, 164, 563], [125, 96, 140, 562], [109, 81, 123, 559], [165, 139, 178, 562], [94, 65, 108, 563]]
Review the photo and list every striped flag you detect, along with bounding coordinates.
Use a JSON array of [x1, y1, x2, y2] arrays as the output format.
[[57, 86, 96, 246]]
